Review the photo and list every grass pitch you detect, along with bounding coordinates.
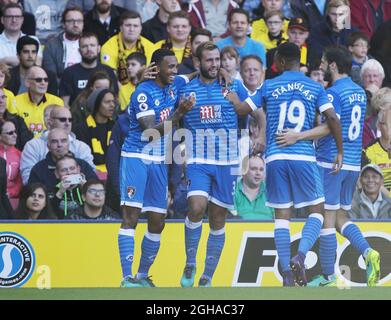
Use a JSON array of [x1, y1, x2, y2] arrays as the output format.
[[1, 287, 390, 300]]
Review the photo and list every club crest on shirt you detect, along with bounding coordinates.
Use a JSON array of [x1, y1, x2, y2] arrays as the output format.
[[127, 186, 136, 199], [137, 93, 147, 103]]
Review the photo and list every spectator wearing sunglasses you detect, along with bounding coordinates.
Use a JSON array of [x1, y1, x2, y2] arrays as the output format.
[[14, 66, 64, 137], [20, 106, 95, 185], [0, 120, 22, 209], [69, 178, 120, 220]]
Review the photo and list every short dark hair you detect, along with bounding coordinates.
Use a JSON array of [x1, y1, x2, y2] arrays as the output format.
[[228, 8, 249, 23], [55, 153, 78, 170], [276, 42, 301, 64], [240, 54, 263, 68], [79, 32, 99, 44], [81, 178, 105, 195], [2, 3, 23, 15], [167, 10, 190, 25], [324, 45, 352, 74], [347, 31, 370, 47], [119, 10, 141, 25], [190, 28, 212, 43], [195, 41, 219, 60], [16, 35, 39, 55], [126, 52, 147, 66], [151, 48, 175, 66], [61, 6, 83, 23]]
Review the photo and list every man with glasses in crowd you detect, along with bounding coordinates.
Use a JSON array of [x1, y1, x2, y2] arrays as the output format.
[[20, 106, 95, 185], [13, 66, 64, 137]]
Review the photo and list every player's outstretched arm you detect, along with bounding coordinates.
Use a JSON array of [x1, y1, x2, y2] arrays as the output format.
[[323, 108, 343, 174], [226, 91, 254, 115], [138, 95, 196, 139]]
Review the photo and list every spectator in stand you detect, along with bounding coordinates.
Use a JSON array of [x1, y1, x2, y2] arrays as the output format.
[[69, 178, 120, 220], [153, 11, 192, 65], [307, 0, 354, 64], [347, 32, 371, 86], [59, 32, 118, 108], [307, 59, 328, 88], [178, 27, 212, 74], [251, 10, 288, 52], [350, 0, 391, 39], [0, 120, 22, 209], [362, 97, 391, 194], [105, 111, 128, 212], [142, 0, 179, 43], [266, 17, 309, 79], [363, 87, 391, 149], [0, 87, 33, 150], [70, 70, 112, 124], [349, 164, 391, 220], [220, 46, 242, 81], [232, 155, 274, 220], [0, 0, 36, 35], [250, 0, 289, 48], [73, 88, 115, 176], [83, 0, 127, 46], [0, 3, 26, 67], [7, 36, 58, 96], [118, 52, 146, 111], [0, 156, 12, 218], [24, 0, 68, 44], [51, 153, 87, 219], [66, 0, 138, 13], [360, 59, 385, 95], [28, 128, 97, 193], [243, 0, 292, 22], [100, 10, 155, 85], [14, 66, 64, 137], [20, 106, 94, 185], [14, 182, 57, 220], [42, 7, 84, 84], [182, 0, 238, 41], [216, 9, 267, 65], [0, 62, 17, 113], [290, 0, 329, 32]]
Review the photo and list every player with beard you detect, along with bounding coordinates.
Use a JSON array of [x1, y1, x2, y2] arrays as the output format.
[[177, 41, 261, 287], [84, 0, 127, 46], [277, 45, 380, 287], [118, 49, 196, 287], [59, 32, 118, 108]]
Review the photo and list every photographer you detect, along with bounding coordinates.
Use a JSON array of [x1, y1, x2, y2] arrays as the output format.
[[52, 154, 88, 219]]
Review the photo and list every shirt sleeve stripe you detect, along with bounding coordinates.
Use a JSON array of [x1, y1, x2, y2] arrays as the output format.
[[245, 97, 258, 112], [136, 110, 155, 119], [319, 102, 334, 113]]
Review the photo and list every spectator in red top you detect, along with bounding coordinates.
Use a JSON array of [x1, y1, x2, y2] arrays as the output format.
[[350, 0, 391, 39], [0, 120, 22, 208]]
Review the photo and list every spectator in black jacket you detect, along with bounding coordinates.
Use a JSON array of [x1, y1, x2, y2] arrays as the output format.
[[141, 0, 178, 43], [28, 128, 97, 192], [0, 87, 33, 150], [0, 156, 13, 218], [7, 36, 58, 96], [0, 0, 35, 35], [290, 0, 330, 32], [83, 0, 126, 46]]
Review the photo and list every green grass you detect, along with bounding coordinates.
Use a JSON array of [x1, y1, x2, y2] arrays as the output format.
[[0, 287, 390, 300]]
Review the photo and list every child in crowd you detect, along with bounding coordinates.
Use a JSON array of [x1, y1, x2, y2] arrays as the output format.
[[259, 10, 288, 51], [348, 32, 371, 85], [220, 46, 242, 82]]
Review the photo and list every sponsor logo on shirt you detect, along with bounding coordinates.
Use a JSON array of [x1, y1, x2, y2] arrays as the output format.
[[160, 107, 171, 122], [199, 105, 222, 124]]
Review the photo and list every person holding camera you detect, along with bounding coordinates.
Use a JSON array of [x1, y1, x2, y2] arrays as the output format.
[[52, 153, 88, 219]]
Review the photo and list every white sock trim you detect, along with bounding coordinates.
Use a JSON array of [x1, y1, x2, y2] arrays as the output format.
[[210, 227, 225, 236], [320, 228, 336, 236], [275, 219, 290, 229], [119, 228, 135, 237], [185, 216, 202, 229], [309, 213, 324, 224], [145, 231, 161, 242], [340, 221, 353, 235]]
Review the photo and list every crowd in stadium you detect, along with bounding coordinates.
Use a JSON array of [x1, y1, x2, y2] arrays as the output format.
[[0, 0, 390, 222]]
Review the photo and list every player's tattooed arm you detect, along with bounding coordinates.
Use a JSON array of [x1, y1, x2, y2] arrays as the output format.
[[225, 91, 253, 115], [138, 95, 196, 138]]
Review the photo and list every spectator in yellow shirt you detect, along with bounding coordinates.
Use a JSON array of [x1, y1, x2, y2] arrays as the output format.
[[14, 66, 64, 137], [118, 52, 146, 111], [0, 62, 17, 114], [153, 10, 192, 64], [255, 10, 288, 51], [100, 10, 155, 85]]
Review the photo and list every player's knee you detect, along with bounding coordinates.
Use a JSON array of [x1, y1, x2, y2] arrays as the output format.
[[121, 207, 140, 228]]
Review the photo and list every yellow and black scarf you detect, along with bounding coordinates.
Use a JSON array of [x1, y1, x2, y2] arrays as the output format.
[[160, 36, 191, 63]]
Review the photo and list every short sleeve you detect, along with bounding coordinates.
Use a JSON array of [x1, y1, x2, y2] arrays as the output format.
[[317, 86, 334, 114]]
